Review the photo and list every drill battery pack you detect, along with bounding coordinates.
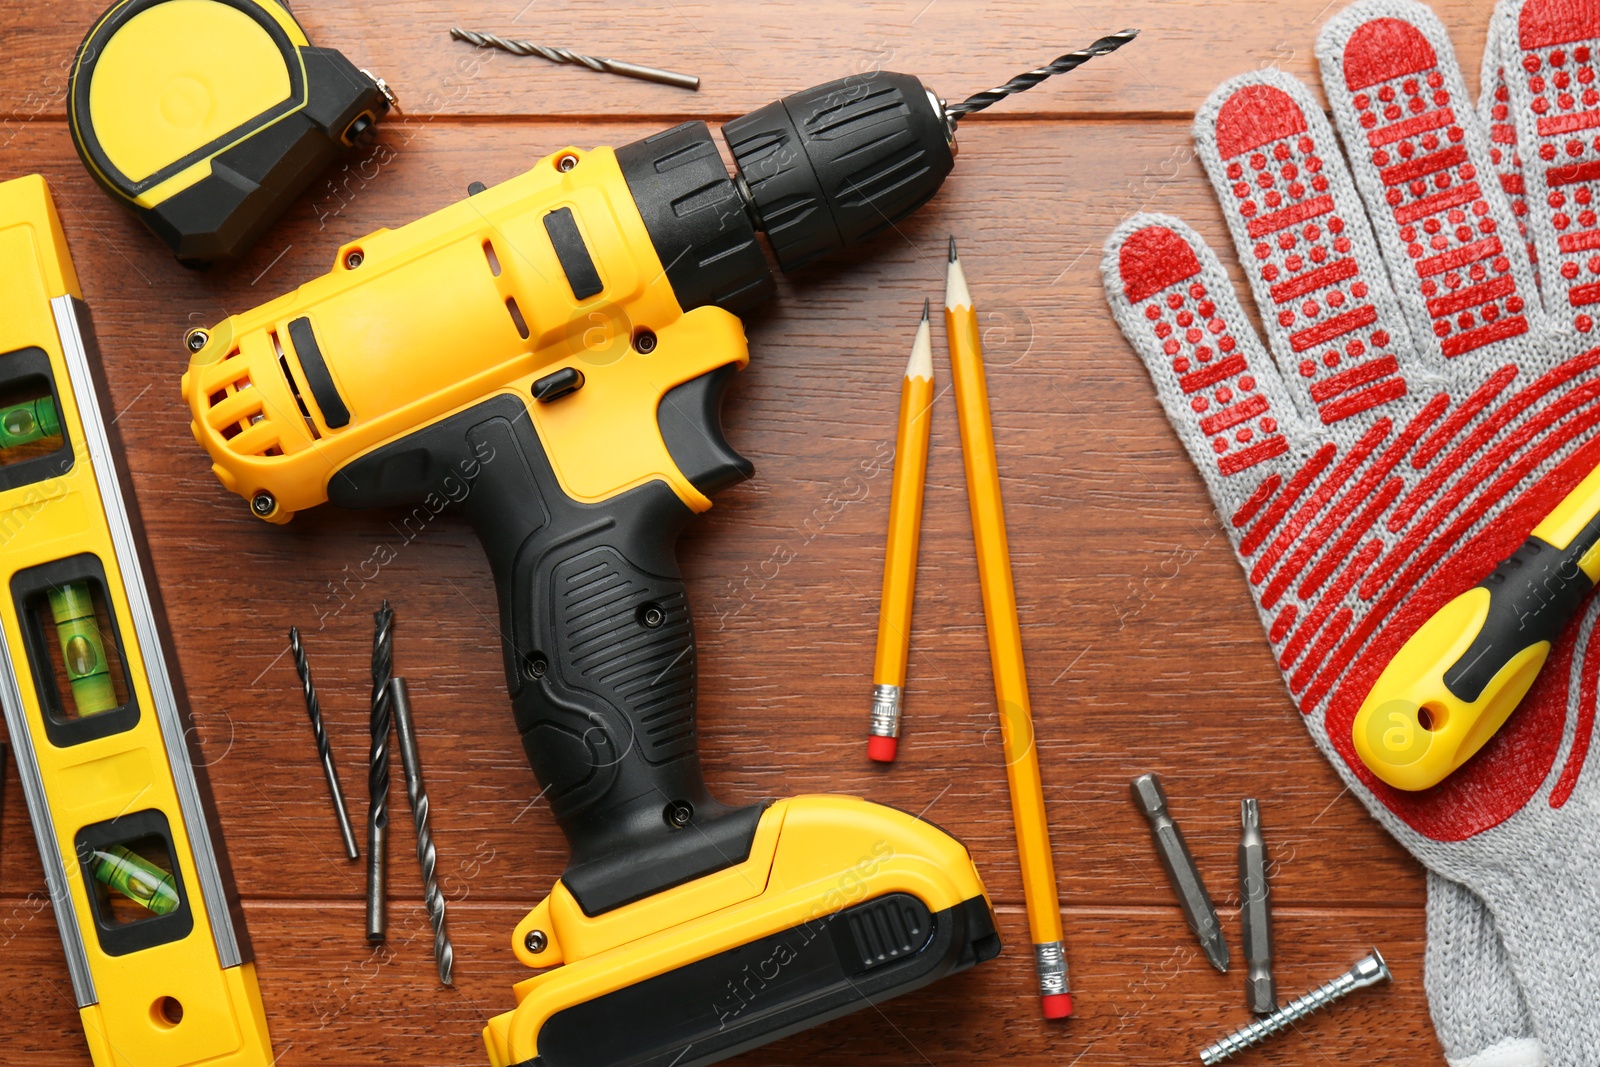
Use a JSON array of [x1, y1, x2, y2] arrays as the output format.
[[0, 174, 272, 1066], [487, 796, 1000, 1067]]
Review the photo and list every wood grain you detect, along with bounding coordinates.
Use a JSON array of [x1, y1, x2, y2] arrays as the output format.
[[0, 2, 1456, 1064]]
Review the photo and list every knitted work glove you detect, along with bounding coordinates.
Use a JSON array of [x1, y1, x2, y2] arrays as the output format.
[[1428, 873, 1542, 1067], [1101, 1, 1600, 1062]]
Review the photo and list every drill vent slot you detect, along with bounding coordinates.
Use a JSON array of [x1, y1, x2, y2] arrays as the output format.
[[272, 329, 321, 442], [506, 296, 530, 340], [484, 239, 502, 277], [210, 356, 262, 443]]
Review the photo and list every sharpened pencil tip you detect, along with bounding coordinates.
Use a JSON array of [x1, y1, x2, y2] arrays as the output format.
[[948, 235, 958, 262], [921, 298, 929, 323]]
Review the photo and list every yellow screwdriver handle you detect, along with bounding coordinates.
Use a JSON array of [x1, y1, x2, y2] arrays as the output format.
[[1354, 458, 1600, 790]]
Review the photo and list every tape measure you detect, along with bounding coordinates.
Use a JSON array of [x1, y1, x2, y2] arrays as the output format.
[[68, 0, 394, 267], [0, 173, 274, 1066]]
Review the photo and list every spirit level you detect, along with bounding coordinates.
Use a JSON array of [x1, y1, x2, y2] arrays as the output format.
[[0, 173, 272, 1066]]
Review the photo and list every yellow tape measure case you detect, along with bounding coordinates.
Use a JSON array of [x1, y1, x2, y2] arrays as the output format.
[[68, 0, 393, 267]]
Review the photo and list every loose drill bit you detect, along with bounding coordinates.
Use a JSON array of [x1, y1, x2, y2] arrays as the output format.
[[366, 600, 394, 943], [1131, 773, 1229, 972], [449, 29, 700, 90], [389, 677, 453, 985], [288, 628, 360, 861], [1239, 799, 1275, 1013], [1199, 949, 1391, 1064], [944, 30, 1140, 127]]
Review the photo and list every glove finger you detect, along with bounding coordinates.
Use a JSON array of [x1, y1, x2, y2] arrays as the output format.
[[1496, 0, 1600, 334], [1192, 69, 1421, 431], [1482, 3, 1542, 283], [1317, 0, 1548, 378], [1426, 872, 1548, 1067], [1102, 214, 1316, 524]]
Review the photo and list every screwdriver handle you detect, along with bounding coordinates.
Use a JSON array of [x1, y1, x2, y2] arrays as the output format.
[[1354, 458, 1600, 791]]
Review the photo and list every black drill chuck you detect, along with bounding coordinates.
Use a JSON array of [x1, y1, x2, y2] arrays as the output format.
[[616, 71, 955, 316], [724, 72, 954, 272]]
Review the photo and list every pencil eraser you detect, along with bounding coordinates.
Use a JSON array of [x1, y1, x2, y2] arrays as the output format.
[[1040, 993, 1073, 1019], [867, 736, 898, 762]]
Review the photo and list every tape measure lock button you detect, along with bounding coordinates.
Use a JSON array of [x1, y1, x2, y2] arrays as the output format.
[[68, 0, 394, 266]]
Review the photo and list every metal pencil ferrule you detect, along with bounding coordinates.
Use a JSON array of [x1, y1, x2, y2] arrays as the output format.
[[869, 684, 902, 738], [1033, 940, 1069, 996]]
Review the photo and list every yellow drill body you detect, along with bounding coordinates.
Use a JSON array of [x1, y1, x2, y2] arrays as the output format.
[[183, 145, 745, 520]]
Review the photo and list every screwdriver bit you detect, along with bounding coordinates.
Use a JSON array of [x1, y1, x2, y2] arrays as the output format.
[[1131, 773, 1229, 972], [1239, 799, 1275, 1012]]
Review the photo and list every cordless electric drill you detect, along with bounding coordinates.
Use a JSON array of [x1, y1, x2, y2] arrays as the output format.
[[179, 61, 1082, 1067]]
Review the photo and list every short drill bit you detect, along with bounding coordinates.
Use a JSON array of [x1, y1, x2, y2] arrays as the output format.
[[1130, 773, 1229, 972], [1199, 949, 1391, 1064], [289, 627, 360, 861], [366, 600, 394, 943], [449, 29, 700, 91], [389, 677, 453, 986], [943, 30, 1140, 127], [1239, 799, 1275, 1013]]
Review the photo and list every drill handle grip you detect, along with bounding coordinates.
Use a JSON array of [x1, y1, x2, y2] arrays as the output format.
[[330, 377, 764, 915]]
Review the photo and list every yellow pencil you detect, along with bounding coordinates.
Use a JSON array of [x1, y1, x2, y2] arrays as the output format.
[[945, 236, 1070, 1019], [868, 301, 936, 763]]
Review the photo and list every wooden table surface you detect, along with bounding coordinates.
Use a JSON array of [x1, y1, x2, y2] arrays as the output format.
[[0, 1, 1498, 1063]]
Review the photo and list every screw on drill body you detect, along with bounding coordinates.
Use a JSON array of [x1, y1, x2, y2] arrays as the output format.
[[389, 677, 454, 985], [366, 600, 394, 943], [1199, 949, 1391, 1064], [288, 628, 360, 860], [449, 29, 700, 90]]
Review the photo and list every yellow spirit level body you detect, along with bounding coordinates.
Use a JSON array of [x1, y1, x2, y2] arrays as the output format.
[[0, 174, 272, 1067]]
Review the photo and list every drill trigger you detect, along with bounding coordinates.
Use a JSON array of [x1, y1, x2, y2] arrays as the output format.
[[658, 365, 752, 498]]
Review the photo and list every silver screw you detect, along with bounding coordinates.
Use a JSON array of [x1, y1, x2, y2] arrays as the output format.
[[525, 929, 547, 953], [1199, 949, 1390, 1064]]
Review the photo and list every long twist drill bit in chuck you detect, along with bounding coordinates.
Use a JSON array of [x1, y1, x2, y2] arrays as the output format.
[[366, 600, 394, 943], [288, 628, 360, 861], [389, 677, 453, 985], [1131, 773, 1229, 972], [944, 30, 1140, 127], [449, 29, 700, 91]]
